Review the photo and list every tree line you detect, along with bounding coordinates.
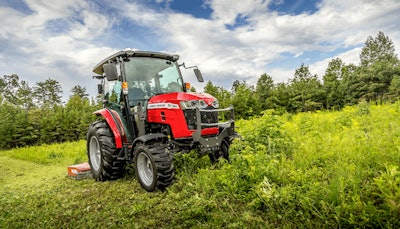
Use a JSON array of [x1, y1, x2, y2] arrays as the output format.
[[0, 31, 398, 150], [205, 31, 400, 118], [0, 75, 100, 150]]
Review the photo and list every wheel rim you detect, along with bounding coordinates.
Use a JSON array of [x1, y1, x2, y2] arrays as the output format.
[[89, 136, 101, 171], [137, 152, 154, 187]]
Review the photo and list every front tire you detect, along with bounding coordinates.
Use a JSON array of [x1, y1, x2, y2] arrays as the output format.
[[134, 142, 174, 192], [208, 138, 230, 164], [87, 120, 126, 181]]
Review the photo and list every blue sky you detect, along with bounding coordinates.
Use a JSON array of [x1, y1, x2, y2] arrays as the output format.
[[1, 0, 399, 101]]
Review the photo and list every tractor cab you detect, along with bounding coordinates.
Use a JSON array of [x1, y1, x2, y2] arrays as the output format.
[[124, 55, 184, 106], [94, 51, 202, 106]]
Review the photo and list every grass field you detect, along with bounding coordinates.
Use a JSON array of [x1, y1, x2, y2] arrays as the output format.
[[1, 103, 400, 228]]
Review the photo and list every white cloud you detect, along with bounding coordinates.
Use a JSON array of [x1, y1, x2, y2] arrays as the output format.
[[68, 10, 112, 39], [157, 0, 399, 86], [205, 0, 270, 25], [267, 68, 295, 83], [23, 0, 84, 29], [309, 47, 362, 80], [0, 0, 117, 100]]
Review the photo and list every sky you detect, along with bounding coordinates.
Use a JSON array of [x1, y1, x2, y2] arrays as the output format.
[[1, 0, 400, 101]]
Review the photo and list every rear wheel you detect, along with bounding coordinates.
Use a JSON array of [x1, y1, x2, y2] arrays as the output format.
[[87, 120, 126, 181], [208, 138, 230, 164], [134, 142, 174, 192]]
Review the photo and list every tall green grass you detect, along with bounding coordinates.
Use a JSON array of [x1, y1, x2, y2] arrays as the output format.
[[2, 140, 87, 166], [1, 103, 399, 228], [258, 103, 400, 227]]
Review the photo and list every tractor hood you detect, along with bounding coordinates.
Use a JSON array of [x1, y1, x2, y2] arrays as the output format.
[[148, 92, 218, 109]]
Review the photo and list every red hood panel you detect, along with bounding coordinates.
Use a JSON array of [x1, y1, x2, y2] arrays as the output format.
[[149, 92, 216, 106]]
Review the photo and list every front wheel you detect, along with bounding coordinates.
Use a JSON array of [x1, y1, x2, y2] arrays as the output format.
[[134, 142, 174, 192], [208, 138, 230, 164]]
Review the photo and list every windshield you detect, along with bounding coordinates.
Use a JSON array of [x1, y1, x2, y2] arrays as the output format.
[[125, 57, 183, 105]]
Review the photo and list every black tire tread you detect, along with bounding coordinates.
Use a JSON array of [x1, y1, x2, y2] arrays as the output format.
[[208, 138, 230, 164], [134, 142, 174, 191], [87, 120, 126, 181]]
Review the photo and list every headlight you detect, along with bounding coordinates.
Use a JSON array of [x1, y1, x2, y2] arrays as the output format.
[[180, 100, 208, 109], [212, 99, 219, 108]]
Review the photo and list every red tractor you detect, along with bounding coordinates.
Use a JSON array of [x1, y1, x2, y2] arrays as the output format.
[[87, 50, 237, 192]]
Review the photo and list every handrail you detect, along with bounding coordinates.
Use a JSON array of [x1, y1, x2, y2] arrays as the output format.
[[195, 106, 235, 129], [200, 120, 234, 127], [198, 107, 232, 113]]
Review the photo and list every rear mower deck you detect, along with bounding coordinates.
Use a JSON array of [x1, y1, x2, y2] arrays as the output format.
[[67, 162, 93, 180]]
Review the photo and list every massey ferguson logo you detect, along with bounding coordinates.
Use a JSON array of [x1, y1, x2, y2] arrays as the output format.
[[148, 103, 179, 109]]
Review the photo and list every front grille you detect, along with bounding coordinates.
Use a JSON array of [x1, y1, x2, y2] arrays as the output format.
[[183, 106, 218, 130]]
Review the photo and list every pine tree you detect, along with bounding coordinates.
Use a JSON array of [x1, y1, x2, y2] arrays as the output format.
[[33, 78, 63, 108]]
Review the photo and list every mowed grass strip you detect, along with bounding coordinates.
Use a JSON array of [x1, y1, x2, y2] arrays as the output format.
[[0, 155, 65, 191]]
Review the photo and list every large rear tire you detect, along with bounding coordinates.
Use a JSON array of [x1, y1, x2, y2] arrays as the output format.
[[87, 120, 126, 181], [134, 142, 174, 192], [208, 138, 230, 164]]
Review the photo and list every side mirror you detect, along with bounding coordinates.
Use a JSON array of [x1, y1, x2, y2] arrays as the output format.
[[97, 84, 103, 94], [194, 68, 204, 82], [103, 63, 118, 81]]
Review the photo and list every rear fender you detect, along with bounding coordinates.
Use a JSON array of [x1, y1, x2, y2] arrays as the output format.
[[93, 108, 127, 149]]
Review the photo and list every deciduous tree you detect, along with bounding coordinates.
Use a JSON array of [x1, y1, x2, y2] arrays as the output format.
[[288, 64, 324, 112], [256, 73, 275, 110], [204, 81, 232, 109], [358, 31, 400, 103], [230, 81, 259, 118], [0, 74, 20, 105], [323, 58, 345, 109]]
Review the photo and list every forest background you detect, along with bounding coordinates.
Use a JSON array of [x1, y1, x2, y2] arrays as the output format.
[[0, 31, 399, 150]]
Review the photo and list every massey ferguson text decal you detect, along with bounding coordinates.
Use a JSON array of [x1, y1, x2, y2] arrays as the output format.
[[147, 103, 179, 109]]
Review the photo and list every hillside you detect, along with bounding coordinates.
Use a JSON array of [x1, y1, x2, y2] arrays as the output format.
[[1, 103, 400, 228]]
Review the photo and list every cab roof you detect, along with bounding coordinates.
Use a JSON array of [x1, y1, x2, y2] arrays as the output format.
[[93, 50, 179, 75]]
